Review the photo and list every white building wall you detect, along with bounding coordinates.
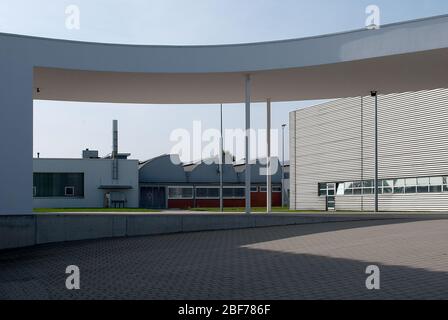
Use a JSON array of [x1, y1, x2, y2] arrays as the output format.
[[290, 88, 448, 212], [33, 159, 139, 208]]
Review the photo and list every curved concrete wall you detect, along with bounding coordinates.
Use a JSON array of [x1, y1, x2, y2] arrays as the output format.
[[1, 213, 445, 251], [2, 15, 448, 73]]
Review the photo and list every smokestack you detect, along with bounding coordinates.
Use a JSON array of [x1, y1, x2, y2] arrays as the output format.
[[112, 120, 118, 159]]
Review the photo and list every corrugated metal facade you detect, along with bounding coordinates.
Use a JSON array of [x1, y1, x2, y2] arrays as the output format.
[[290, 88, 448, 212]]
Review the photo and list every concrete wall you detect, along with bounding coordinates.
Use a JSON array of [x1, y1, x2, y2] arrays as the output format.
[[1, 213, 444, 251], [33, 159, 139, 208]]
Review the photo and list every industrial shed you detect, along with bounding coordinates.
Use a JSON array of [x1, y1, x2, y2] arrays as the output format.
[[139, 155, 284, 209]]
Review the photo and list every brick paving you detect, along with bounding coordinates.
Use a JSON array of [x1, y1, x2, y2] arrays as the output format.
[[0, 219, 447, 300]]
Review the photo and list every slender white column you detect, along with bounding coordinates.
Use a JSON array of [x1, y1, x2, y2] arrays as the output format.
[[245, 75, 251, 214], [219, 104, 224, 212], [266, 98, 272, 213]]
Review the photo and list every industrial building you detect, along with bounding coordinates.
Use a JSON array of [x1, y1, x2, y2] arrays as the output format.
[[139, 154, 285, 209], [33, 121, 139, 209], [289, 88, 448, 212]]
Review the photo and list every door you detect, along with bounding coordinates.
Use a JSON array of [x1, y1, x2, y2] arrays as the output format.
[[140, 187, 166, 209], [326, 183, 336, 211]]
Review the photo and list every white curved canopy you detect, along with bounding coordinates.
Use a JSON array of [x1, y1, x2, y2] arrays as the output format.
[[1, 14, 448, 104]]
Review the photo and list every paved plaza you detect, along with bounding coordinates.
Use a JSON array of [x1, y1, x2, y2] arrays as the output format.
[[0, 218, 447, 300]]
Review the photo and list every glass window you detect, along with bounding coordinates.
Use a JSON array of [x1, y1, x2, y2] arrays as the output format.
[[196, 188, 208, 198], [33, 173, 84, 198], [430, 185, 442, 193], [394, 179, 405, 194], [251, 186, 258, 192], [353, 181, 362, 188], [336, 183, 344, 195], [405, 178, 417, 193], [429, 177, 443, 193], [431, 177, 443, 185], [182, 188, 193, 198], [64, 186, 75, 196], [382, 180, 393, 187], [223, 187, 245, 198], [169, 187, 193, 199], [416, 177, 429, 193], [260, 186, 267, 192], [383, 187, 393, 194], [209, 188, 219, 198], [363, 180, 373, 188], [223, 188, 234, 198], [272, 186, 282, 192], [234, 188, 245, 198], [353, 188, 362, 195], [363, 188, 373, 195], [417, 177, 430, 185]]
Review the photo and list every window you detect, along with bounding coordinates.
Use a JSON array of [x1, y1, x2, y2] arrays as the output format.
[[443, 177, 448, 192], [318, 183, 336, 197], [223, 187, 245, 199], [394, 179, 405, 194], [323, 175, 448, 197], [33, 173, 84, 198], [283, 172, 290, 179], [382, 180, 393, 194], [272, 186, 282, 192], [64, 186, 75, 197], [196, 187, 219, 199], [251, 186, 258, 192], [417, 177, 430, 193], [430, 177, 443, 193], [344, 182, 353, 195], [336, 183, 344, 195], [168, 187, 193, 199], [404, 178, 417, 194]]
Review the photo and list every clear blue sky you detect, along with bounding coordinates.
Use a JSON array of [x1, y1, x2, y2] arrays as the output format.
[[1, 0, 448, 161]]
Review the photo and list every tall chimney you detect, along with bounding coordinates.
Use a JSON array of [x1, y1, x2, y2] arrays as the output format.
[[112, 120, 119, 180], [112, 120, 118, 159]]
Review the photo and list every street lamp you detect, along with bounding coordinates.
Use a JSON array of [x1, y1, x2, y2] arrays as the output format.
[[281, 124, 287, 207]]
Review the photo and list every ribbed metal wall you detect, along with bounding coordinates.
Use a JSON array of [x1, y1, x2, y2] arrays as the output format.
[[290, 88, 448, 212]]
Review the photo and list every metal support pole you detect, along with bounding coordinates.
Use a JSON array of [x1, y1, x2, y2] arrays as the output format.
[[245, 75, 251, 214], [219, 104, 224, 212], [266, 98, 272, 213], [371, 91, 379, 213], [281, 124, 287, 207]]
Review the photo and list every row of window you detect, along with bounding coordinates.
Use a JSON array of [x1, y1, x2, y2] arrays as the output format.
[[169, 186, 282, 199], [33, 173, 84, 198], [319, 176, 448, 197]]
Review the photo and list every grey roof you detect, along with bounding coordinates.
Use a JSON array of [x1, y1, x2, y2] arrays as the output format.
[[139, 155, 283, 185]]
